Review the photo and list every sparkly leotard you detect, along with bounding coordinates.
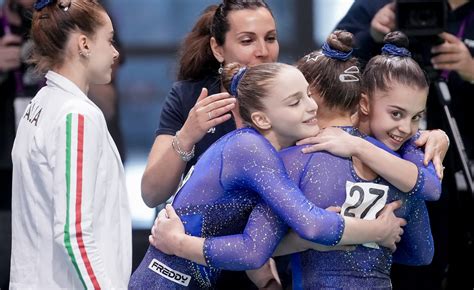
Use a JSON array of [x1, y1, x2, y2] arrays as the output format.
[[280, 127, 438, 289], [129, 127, 344, 289]]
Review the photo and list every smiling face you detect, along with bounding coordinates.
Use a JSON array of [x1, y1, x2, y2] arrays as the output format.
[[85, 11, 119, 85], [365, 82, 428, 150], [212, 7, 279, 66], [255, 65, 319, 149]]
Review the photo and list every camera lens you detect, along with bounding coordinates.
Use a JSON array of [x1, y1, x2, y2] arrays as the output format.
[[396, 0, 446, 37], [409, 10, 437, 27]]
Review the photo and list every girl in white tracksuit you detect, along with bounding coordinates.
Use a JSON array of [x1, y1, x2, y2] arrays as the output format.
[[10, 0, 131, 289]]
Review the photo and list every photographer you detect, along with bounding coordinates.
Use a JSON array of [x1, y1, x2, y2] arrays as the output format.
[[336, 1, 474, 289]]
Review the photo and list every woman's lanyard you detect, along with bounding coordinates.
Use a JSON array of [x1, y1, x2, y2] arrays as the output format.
[[1, 6, 25, 94], [441, 10, 474, 80]]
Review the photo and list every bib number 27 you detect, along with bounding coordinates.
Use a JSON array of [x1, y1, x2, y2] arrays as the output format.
[[341, 181, 388, 220], [340, 181, 389, 249]]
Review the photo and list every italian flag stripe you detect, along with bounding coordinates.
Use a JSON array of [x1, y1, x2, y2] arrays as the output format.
[[64, 113, 101, 289]]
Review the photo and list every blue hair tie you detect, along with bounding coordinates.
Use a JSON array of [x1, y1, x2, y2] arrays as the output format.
[[321, 42, 353, 61], [382, 43, 412, 58], [230, 67, 247, 97], [34, 0, 53, 11]]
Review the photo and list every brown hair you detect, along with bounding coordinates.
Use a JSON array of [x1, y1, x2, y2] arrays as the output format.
[[296, 30, 361, 113], [221, 62, 286, 125], [362, 31, 429, 97], [177, 0, 273, 81], [30, 0, 106, 73]]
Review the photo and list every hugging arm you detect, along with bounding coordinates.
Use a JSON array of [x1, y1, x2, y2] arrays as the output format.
[[393, 198, 434, 265], [298, 128, 441, 200]]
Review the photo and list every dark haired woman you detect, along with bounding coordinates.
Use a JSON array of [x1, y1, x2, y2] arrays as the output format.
[[139, 2, 281, 287], [141, 0, 278, 208]]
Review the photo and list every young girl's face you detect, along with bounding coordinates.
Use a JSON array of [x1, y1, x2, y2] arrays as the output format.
[[260, 66, 319, 148], [367, 82, 428, 151], [86, 11, 119, 85]]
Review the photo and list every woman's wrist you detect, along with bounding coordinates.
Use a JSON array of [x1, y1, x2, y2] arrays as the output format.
[[171, 130, 195, 162], [175, 126, 196, 151]]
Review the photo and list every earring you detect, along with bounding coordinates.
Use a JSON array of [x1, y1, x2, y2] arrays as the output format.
[[79, 51, 90, 57], [218, 62, 223, 75]]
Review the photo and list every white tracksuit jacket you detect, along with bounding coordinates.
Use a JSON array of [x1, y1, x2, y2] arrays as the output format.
[[10, 71, 132, 289]]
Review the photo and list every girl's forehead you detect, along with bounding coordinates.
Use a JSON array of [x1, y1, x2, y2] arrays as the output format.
[[373, 85, 428, 110]]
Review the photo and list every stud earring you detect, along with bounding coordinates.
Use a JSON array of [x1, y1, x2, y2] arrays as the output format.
[[79, 51, 90, 57]]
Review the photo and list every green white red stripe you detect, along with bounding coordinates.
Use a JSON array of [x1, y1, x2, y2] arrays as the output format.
[[64, 113, 101, 289]]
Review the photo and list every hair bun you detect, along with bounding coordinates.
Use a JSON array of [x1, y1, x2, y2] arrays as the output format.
[[381, 31, 412, 57], [326, 30, 354, 52], [383, 31, 409, 49], [322, 30, 354, 61], [222, 62, 245, 95]]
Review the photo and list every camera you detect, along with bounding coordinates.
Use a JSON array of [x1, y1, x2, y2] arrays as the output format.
[[396, 0, 448, 80], [396, 0, 447, 37]]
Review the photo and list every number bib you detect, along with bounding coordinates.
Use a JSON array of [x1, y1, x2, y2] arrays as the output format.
[[341, 181, 389, 249]]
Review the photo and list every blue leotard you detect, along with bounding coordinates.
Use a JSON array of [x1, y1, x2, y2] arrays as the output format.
[[280, 127, 438, 289], [129, 127, 344, 289]]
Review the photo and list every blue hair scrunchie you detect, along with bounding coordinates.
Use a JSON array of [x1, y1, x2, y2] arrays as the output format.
[[34, 0, 53, 11], [382, 43, 412, 58], [321, 42, 353, 61], [230, 67, 247, 97]]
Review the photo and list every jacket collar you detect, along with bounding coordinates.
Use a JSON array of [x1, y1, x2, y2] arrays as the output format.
[[45, 70, 93, 105]]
